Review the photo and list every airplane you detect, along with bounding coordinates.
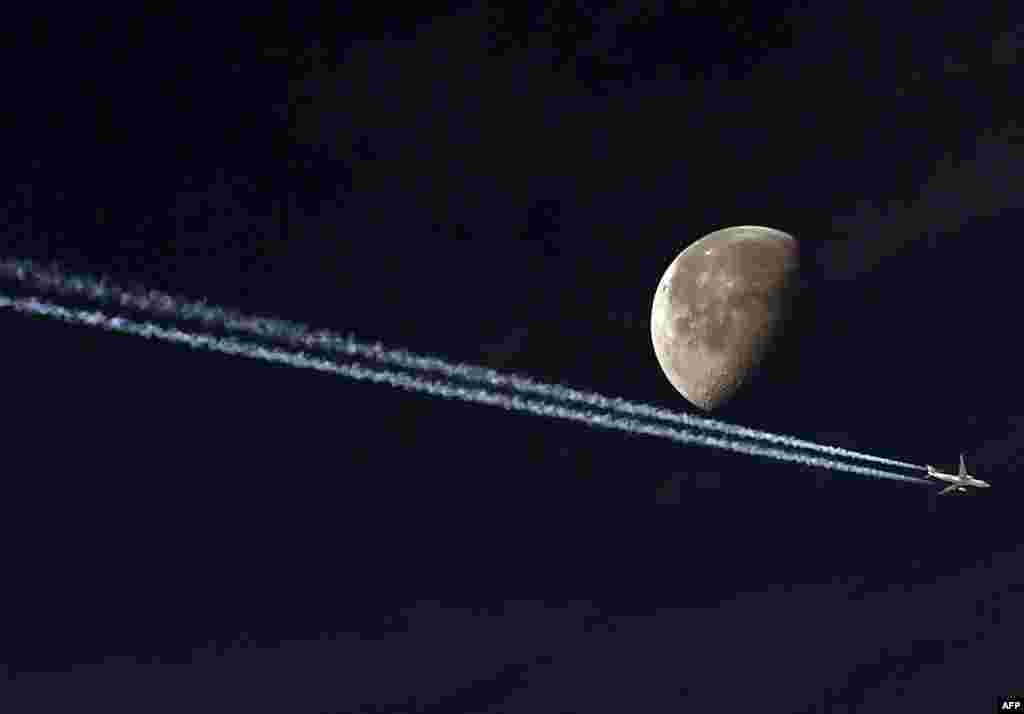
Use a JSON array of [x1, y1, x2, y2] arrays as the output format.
[[925, 453, 991, 495]]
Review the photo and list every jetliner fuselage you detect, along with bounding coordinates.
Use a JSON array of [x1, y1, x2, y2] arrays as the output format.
[[926, 454, 990, 494]]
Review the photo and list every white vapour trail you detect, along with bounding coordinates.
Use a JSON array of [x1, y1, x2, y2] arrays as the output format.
[[0, 258, 923, 472], [0, 293, 930, 486]]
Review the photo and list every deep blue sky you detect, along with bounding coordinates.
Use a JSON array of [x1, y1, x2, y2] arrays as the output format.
[[1, 4, 1022, 712]]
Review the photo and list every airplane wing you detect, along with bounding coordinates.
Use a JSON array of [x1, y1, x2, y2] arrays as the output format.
[[938, 484, 960, 496], [958, 453, 967, 477]]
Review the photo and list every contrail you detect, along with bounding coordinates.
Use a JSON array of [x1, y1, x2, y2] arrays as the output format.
[[0, 293, 930, 486], [0, 258, 923, 472]]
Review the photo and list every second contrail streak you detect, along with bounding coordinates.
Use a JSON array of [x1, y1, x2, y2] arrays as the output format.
[[0, 258, 923, 472], [0, 293, 930, 486]]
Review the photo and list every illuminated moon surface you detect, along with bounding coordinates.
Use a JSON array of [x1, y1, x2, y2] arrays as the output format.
[[650, 225, 800, 411]]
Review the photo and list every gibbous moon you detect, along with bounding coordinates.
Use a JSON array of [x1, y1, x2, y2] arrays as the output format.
[[650, 226, 800, 411]]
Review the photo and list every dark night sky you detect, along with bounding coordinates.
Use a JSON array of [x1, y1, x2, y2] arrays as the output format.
[[2, 4, 1022, 712]]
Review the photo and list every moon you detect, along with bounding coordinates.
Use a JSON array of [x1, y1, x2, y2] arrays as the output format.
[[650, 225, 800, 411]]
